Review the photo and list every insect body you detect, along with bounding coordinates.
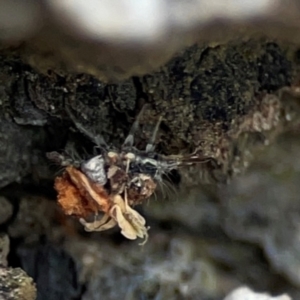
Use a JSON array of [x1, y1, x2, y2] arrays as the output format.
[[47, 104, 211, 244]]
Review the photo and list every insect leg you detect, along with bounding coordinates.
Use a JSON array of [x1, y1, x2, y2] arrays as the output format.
[[79, 214, 116, 232], [95, 217, 117, 231], [145, 116, 162, 153], [46, 151, 81, 167], [65, 105, 108, 149], [122, 104, 148, 148]]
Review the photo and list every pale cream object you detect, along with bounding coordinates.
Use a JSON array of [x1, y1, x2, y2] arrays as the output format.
[[80, 194, 149, 245], [224, 287, 291, 300]]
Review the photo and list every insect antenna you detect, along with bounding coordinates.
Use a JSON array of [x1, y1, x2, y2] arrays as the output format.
[[162, 173, 178, 200], [54, 166, 65, 177], [45, 151, 65, 172], [152, 189, 158, 203], [156, 179, 167, 200], [155, 175, 176, 202], [47, 162, 65, 178]]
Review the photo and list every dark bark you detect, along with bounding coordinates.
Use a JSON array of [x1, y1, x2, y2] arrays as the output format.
[[1, 38, 300, 299]]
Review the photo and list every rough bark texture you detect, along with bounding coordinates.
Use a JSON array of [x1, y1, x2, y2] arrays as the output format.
[[0, 234, 36, 300]]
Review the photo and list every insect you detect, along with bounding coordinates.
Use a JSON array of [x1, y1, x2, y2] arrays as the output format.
[[47, 104, 212, 244]]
